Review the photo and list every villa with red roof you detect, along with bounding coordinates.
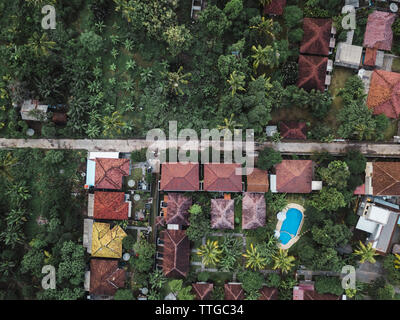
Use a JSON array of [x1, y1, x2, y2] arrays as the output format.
[[242, 193, 266, 230], [94, 158, 130, 190], [366, 70, 400, 119], [203, 163, 243, 192], [300, 18, 332, 56], [89, 259, 126, 296], [246, 168, 269, 193], [92, 191, 130, 220], [367, 162, 400, 196], [263, 0, 286, 16], [192, 283, 213, 300], [363, 11, 396, 51], [211, 198, 235, 229], [160, 162, 199, 191], [273, 160, 313, 194], [161, 229, 190, 278], [224, 283, 245, 300], [258, 286, 279, 300], [297, 55, 328, 92], [280, 121, 307, 140], [164, 193, 192, 226]]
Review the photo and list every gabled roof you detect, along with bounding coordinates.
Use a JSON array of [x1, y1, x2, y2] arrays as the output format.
[[224, 283, 245, 300], [300, 18, 332, 56], [275, 160, 313, 193], [242, 192, 266, 230], [94, 158, 130, 190], [363, 11, 396, 51], [192, 283, 213, 300], [366, 70, 400, 119], [263, 0, 286, 15], [89, 259, 125, 296], [247, 168, 269, 193], [297, 55, 328, 92], [211, 199, 234, 229], [280, 121, 307, 140], [91, 222, 127, 258], [162, 229, 190, 278], [160, 162, 199, 191], [258, 286, 279, 300], [93, 191, 129, 220], [203, 163, 242, 192], [372, 162, 400, 196], [165, 193, 192, 226]]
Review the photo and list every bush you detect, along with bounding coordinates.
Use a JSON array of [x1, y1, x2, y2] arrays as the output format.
[[122, 235, 136, 251], [131, 148, 148, 163], [197, 271, 210, 282], [315, 276, 344, 296], [283, 6, 303, 29], [114, 289, 134, 300]]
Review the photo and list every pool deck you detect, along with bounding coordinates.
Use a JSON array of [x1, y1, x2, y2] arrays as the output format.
[[276, 203, 305, 250]]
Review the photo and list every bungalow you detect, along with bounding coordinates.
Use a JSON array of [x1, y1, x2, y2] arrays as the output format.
[[192, 283, 213, 300], [88, 259, 126, 297], [258, 286, 279, 300], [365, 162, 400, 196], [203, 163, 243, 192], [94, 158, 130, 190], [293, 281, 342, 300], [363, 11, 396, 51], [366, 70, 400, 119], [85, 152, 120, 189], [88, 191, 131, 220], [279, 121, 307, 140], [160, 162, 199, 191], [161, 229, 190, 278], [263, 0, 286, 16], [271, 160, 314, 194], [91, 222, 127, 259], [224, 283, 245, 300], [300, 18, 333, 56], [210, 198, 235, 230], [164, 193, 192, 228], [297, 55, 329, 92], [242, 193, 266, 230], [246, 168, 269, 193]]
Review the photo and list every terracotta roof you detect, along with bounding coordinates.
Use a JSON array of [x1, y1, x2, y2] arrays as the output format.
[[364, 48, 377, 67], [372, 162, 400, 196], [263, 0, 286, 15], [93, 191, 129, 220], [224, 283, 245, 300], [363, 11, 396, 51], [275, 160, 313, 193], [165, 193, 192, 226], [89, 259, 125, 296], [203, 163, 242, 192], [258, 286, 279, 300], [242, 192, 266, 230], [91, 222, 127, 258], [300, 18, 332, 56], [95, 158, 130, 190], [280, 121, 307, 140], [155, 216, 166, 228], [297, 55, 328, 92], [246, 168, 269, 193], [353, 183, 366, 195], [160, 162, 199, 191], [211, 199, 234, 229], [192, 283, 213, 300], [366, 70, 400, 119], [162, 229, 190, 278]]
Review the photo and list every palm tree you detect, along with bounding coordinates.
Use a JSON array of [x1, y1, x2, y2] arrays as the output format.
[[0, 152, 18, 181], [197, 240, 222, 267], [101, 111, 126, 138], [243, 243, 267, 270], [250, 16, 275, 41], [149, 269, 167, 290], [354, 241, 378, 264], [217, 113, 243, 133], [272, 249, 295, 274], [227, 71, 246, 96], [163, 66, 191, 95], [27, 32, 56, 57], [251, 44, 280, 70]]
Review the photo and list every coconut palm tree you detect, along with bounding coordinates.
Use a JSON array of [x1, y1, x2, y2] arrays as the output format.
[[197, 240, 222, 267], [243, 243, 267, 270], [251, 44, 280, 70], [101, 111, 126, 138], [27, 32, 56, 57], [163, 66, 192, 96], [227, 71, 246, 96], [250, 16, 275, 41], [354, 241, 378, 264], [0, 152, 18, 181], [272, 249, 295, 274], [217, 113, 243, 133]]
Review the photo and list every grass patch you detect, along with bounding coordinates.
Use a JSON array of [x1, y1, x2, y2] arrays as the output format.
[[383, 119, 398, 141], [392, 58, 400, 73]]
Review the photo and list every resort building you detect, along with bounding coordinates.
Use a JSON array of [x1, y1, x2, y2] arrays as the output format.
[[334, 43, 363, 69], [160, 162, 200, 191], [161, 229, 190, 278], [300, 18, 333, 56], [279, 121, 308, 140], [210, 198, 235, 230], [203, 163, 243, 192], [293, 281, 341, 300], [297, 55, 329, 92], [224, 283, 245, 300], [365, 162, 400, 196], [363, 11, 396, 51], [163, 193, 192, 228], [192, 283, 213, 300], [263, 0, 286, 16], [242, 193, 266, 230], [91, 222, 127, 258], [88, 191, 131, 220], [271, 160, 313, 194], [258, 286, 279, 300], [246, 168, 269, 193]]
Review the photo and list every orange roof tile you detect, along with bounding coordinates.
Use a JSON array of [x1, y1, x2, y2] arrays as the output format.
[[94, 158, 130, 190], [93, 191, 129, 220], [203, 163, 242, 192], [160, 162, 199, 191], [247, 168, 269, 193], [275, 160, 313, 193]]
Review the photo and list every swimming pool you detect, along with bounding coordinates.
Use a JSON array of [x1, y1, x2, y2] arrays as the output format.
[[279, 208, 303, 245]]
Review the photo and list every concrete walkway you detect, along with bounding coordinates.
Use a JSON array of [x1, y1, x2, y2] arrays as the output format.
[[0, 138, 400, 158]]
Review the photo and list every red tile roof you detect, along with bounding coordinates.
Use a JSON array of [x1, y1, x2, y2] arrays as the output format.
[[192, 283, 213, 300], [366, 70, 400, 119], [300, 18, 332, 56], [297, 55, 328, 92], [364, 48, 377, 67], [353, 183, 366, 195], [95, 158, 130, 190], [160, 162, 199, 191], [363, 11, 396, 51], [275, 160, 313, 193], [372, 162, 400, 196], [280, 121, 307, 140], [263, 0, 286, 15], [165, 193, 192, 226], [93, 191, 129, 220], [246, 168, 269, 193], [258, 286, 279, 300], [242, 192, 266, 230], [204, 163, 242, 192], [224, 283, 245, 300], [89, 259, 126, 296], [162, 229, 190, 278], [211, 199, 235, 229]]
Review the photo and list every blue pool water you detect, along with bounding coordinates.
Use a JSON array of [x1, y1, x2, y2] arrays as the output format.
[[279, 208, 303, 245]]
